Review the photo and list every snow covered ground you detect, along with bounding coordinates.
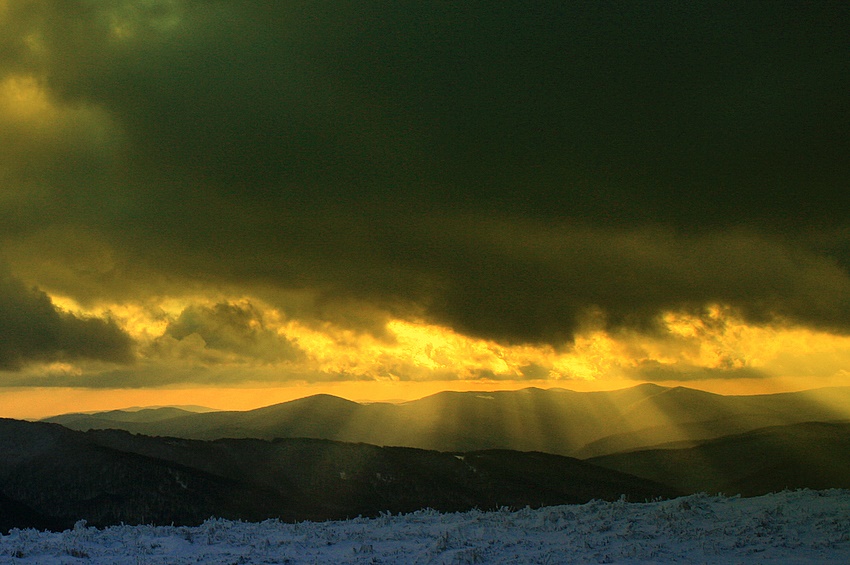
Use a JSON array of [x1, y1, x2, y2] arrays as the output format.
[[1, 490, 848, 564]]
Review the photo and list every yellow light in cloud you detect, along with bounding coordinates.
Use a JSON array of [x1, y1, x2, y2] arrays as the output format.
[[24, 32, 47, 57], [48, 295, 174, 341], [386, 320, 514, 376], [551, 332, 620, 380], [273, 317, 535, 380], [0, 75, 56, 126], [110, 19, 135, 40], [0, 73, 119, 157], [24, 290, 850, 404]]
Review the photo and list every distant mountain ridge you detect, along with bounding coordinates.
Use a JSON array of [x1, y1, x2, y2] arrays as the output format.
[[43, 384, 850, 458], [8, 382, 850, 532]]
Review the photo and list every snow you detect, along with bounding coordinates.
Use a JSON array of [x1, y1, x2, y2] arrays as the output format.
[[1, 490, 849, 564]]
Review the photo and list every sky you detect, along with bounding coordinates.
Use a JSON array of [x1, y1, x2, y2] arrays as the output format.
[[1, 1, 849, 418]]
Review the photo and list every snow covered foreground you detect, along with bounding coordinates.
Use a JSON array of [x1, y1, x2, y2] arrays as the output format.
[[2, 490, 848, 564]]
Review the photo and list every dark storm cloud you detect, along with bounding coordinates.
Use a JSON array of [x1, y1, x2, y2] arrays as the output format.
[[408, 221, 850, 343], [3, 1, 850, 345], [0, 269, 134, 370]]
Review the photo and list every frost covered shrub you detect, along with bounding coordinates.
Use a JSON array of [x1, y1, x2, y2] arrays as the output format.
[[0, 490, 848, 564]]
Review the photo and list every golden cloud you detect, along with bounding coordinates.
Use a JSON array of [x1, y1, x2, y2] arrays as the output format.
[[25, 292, 850, 393]]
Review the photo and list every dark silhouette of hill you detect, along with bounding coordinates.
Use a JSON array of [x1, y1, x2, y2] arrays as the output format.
[[572, 414, 824, 459], [43, 385, 850, 458], [0, 419, 291, 531], [588, 421, 850, 496], [0, 418, 676, 532], [0, 491, 65, 533]]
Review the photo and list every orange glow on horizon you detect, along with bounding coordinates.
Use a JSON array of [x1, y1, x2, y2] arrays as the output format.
[[0, 380, 549, 420], [4, 374, 848, 421]]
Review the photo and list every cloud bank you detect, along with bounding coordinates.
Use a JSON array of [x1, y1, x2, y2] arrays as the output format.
[[1, 1, 849, 388], [0, 269, 133, 370]]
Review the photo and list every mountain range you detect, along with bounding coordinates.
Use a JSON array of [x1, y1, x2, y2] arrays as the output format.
[[589, 420, 850, 496], [3, 384, 847, 532], [0, 418, 674, 532], [43, 384, 850, 457]]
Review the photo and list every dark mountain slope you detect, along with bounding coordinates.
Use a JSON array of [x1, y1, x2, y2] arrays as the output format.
[[0, 491, 65, 533], [588, 421, 850, 496], [0, 419, 292, 530], [0, 418, 676, 532], [574, 414, 811, 459]]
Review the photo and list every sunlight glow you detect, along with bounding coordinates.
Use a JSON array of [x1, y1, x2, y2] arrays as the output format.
[[0, 75, 55, 125], [656, 305, 850, 377], [19, 293, 850, 406], [0, 73, 119, 156]]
